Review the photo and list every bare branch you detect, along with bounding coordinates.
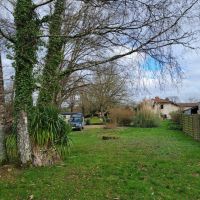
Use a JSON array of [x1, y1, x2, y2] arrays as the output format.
[[0, 28, 15, 43], [33, 0, 55, 10]]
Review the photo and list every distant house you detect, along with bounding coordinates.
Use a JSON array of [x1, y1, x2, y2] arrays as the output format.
[[177, 103, 200, 115], [151, 97, 180, 119], [143, 97, 200, 119], [177, 103, 200, 114]]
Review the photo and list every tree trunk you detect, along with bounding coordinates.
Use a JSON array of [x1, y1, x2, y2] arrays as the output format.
[[32, 145, 61, 167], [0, 53, 6, 163], [37, 0, 65, 106], [17, 111, 32, 165], [14, 0, 39, 165]]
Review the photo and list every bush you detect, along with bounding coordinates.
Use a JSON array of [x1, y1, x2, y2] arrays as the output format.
[[85, 118, 91, 125], [170, 111, 182, 124], [30, 105, 71, 157], [109, 107, 134, 126], [5, 106, 72, 164], [89, 117, 103, 125], [103, 116, 111, 124], [133, 108, 160, 128], [5, 134, 18, 162], [168, 111, 182, 130]]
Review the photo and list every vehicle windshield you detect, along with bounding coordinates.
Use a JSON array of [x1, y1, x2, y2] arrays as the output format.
[[70, 117, 82, 123]]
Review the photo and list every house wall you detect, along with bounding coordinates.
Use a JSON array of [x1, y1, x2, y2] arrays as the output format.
[[153, 103, 180, 119], [142, 100, 180, 119]]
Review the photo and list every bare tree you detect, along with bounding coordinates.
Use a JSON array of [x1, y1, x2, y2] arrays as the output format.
[[78, 64, 127, 115], [0, 0, 199, 165], [37, 0, 200, 106], [167, 96, 180, 103]]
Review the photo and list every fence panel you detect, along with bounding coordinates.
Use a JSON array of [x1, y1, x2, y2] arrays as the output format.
[[181, 114, 200, 141]]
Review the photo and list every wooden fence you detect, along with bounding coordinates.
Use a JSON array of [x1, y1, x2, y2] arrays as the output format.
[[181, 115, 200, 141]]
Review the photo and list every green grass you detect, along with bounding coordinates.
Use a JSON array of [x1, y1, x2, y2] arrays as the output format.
[[1, 123, 200, 199], [88, 116, 103, 125]]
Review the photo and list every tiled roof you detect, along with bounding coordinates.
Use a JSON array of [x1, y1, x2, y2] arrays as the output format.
[[152, 97, 176, 105], [151, 97, 199, 108], [177, 103, 199, 108]]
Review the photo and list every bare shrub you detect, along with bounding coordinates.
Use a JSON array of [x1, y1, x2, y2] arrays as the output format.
[[109, 107, 134, 126]]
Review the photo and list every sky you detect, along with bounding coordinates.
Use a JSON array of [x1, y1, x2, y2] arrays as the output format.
[[1, 0, 200, 104], [2, 45, 200, 104], [135, 48, 200, 102]]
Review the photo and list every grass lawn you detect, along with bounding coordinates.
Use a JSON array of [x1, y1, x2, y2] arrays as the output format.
[[88, 116, 103, 125], [1, 123, 200, 200]]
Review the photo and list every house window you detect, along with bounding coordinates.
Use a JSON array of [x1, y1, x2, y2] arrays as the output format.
[[160, 104, 164, 109]]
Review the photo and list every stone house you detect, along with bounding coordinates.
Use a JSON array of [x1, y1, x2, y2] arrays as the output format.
[[151, 97, 180, 119]]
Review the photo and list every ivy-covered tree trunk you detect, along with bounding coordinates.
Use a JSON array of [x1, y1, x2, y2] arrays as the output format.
[[37, 0, 65, 106], [14, 0, 39, 165], [0, 53, 6, 163]]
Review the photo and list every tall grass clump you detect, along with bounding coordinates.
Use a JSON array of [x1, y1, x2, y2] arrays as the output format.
[[30, 106, 71, 151], [29, 106, 71, 166], [133, 108, 160, 128], [4, 106, 71, 165], [5, 134, 18, 162]]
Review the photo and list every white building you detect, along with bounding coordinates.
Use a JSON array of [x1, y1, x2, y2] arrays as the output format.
[[151, 97, 180, 119]]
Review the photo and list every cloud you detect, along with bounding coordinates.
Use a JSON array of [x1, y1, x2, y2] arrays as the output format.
[[135, 48, 200, 102]]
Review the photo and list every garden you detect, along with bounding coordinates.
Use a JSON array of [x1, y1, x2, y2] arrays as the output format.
[[1, 122, 200, 200]]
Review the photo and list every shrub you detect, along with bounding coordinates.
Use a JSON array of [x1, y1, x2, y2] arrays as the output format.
[[85, 118, 91, 125], [109, 107, 134, 126], [170, 111, 182, 124], [5, 134, 18, 162], [90, 117, 103, 125], [103, 116, 111, 124], [29, 106, 71, 159], [5, 106, 72, 165], [168, 111, 182, 130], [133, 108, 160, 128]]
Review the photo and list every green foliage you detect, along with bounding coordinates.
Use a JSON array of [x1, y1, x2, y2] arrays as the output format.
[[30, 106, 71, 156], [168, 111, 182, 130], [90, 117, 103, 125], [2, 125, 200, 199], [85, 118, 91, 125], [170, 111, 182, 124], [133, 109, 160, 128], [37, 0, 65, 105], [14, 0, 40, 116], [5, 134, 18, 162]]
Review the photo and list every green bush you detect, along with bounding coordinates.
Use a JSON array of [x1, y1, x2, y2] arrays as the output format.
[[170, 111, 182, 124], [168, 111, 182, 130], [30, 105, 71, 157], [133, 109, 160, 128], [5, 106, 71, 162], [5, 134, 18, 162], [85, 118, 91, 125], [89, 117, 103, 125]]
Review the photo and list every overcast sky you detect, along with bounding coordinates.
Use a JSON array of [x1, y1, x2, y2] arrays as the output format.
[[1, 0, 200, 104], [134, 48, 200, 102], [2, 45, 200, 103]]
